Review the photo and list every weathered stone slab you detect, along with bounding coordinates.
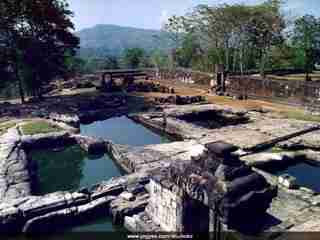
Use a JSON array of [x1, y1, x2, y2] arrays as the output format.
[[298, 149, 320, 165], [0, 128, 32, 201], [199, 127, 273, 149], [163, 104, 247, 118], [48, 119, 79, 134], [286, 210, 320, 232], [131, 104, 250, 141], [49, 112, 80, 128], [22, 197, 109, 233], [130, 114, 206, 140], [73, 134, 107, 154], [241, 152, 303, 168], [124, 212, 162, 232], [0, 171, 151, 233], [110, 141, 206, 173], [133, 104, 320, 152], [243, 118, 320, 150], [21, 131, 74, 149], [110, 193, 149, 225]]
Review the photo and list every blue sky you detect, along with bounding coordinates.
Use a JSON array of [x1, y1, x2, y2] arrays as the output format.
[[67, 0, 320, 31]]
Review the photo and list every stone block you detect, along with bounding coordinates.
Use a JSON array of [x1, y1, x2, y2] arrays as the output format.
[[119, 192, 135, 201], [278, 174, 297, 189], [205, 141, 238, 157]]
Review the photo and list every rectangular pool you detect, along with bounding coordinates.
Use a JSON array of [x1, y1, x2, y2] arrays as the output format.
[[30, 115, 170, 232]]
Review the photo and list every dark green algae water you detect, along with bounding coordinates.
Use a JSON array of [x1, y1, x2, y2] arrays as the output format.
[[30, 116, 170, 232]]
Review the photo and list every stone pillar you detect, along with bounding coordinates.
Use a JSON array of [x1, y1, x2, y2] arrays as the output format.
[[215, 64, 226, 94]]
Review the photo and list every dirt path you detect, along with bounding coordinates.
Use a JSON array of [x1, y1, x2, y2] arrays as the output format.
[[131, 79, 320, 122]]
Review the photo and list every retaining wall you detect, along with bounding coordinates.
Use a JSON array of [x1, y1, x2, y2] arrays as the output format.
[[227, 76, 320, 107]]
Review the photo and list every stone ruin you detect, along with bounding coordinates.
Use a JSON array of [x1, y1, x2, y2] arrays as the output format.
[[211, 64, 227, 95], [154, 95, 206, 105], [126, 81, 175, 94], [146, 141, 277, 233], [172, 106, 249, 129]]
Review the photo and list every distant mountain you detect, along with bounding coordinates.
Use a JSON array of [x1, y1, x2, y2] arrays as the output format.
[[76, 24, 174, 58]]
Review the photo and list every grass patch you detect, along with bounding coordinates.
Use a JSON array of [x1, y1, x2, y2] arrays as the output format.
[[268, 72, 320, 81], [269, 147, 285, 153], [280, 110, 320, 123], [21, 121, 62, 135], [0, 122, 17, 135]]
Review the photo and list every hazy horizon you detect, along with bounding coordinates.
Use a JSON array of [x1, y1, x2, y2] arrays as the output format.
[[68, 0, 320, 31]]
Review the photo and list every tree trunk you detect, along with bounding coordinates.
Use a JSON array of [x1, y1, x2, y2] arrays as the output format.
[[225, 41, 229, 71], [239, 48, 244, 75], [18, 78, 25, 103], [305, 65, 311, 81], [305, 49, 312, 81], [233, 50, 237, 73], [37, 75, 44, 100], [14, 65, 25, 103], [260, 49, 267, 78]]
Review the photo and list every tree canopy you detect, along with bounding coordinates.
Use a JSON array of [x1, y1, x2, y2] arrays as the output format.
[[0, 0, 79, 102], [292, 15, 320, 80], [123, 48, 147, 69], [163, 0, 286, 75]]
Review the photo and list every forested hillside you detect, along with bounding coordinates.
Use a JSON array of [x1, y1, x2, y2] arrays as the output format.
[[76, 24, 174, 58]]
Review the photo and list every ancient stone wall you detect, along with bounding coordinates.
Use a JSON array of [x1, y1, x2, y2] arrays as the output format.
[[227, 76, 320, 106], [145, 68, 213, 86], [146, 179, 183, 232], [93, 67, 320, 108], [147, 68, 320, 108]]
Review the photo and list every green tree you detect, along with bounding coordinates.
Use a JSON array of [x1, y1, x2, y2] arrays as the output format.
[[163, 15, 187, 69], [104, 55, 120, 70], [247, 0, 285, 77], [169, 0, 285, 74], [268, 43, 296, 69], [176, 34, 202, 68], [123, 48, 145, 69], [292, 15, 320, 81], [150, 50, 169, 77], [0, 0, 79, 102], [164, 15, 186, 49], [64, 54, 88, 78]]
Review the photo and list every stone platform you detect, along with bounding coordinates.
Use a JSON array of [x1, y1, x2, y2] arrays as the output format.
[[125, 104, 320, 235], [1, 102, 320, 235], [130, 104, 320, 150]]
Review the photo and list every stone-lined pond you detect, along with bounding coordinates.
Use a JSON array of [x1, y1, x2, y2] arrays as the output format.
[[31, 145, 122, 195], [262, 162, 320, 193], [31, 116, 170, 232]]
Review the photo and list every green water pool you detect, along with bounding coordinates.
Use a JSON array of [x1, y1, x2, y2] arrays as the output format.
[[31, 116, 170, 232]]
